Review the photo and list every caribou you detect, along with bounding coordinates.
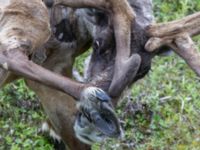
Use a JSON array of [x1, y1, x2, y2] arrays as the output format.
[[1, 0, 200, 149]]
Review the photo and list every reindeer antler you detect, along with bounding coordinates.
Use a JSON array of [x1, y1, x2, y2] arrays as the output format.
[[108, 0, 142, 97], [145, 12, 200, 77]]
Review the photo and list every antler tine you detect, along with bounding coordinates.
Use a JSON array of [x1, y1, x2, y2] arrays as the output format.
[[145, 11, 200, 77], [108, 0, 141, 97], [170, 33, 200, 77]]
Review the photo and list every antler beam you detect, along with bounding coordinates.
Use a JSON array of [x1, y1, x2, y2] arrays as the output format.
[[147, 12, 200, 38], [145, 11, 200, 77]]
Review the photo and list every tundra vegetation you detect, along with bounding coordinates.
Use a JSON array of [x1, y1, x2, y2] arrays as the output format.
[[0, 0, 200, 149]]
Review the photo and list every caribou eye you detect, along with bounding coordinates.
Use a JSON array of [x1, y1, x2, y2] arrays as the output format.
[[93, 39, 108, 55], [93, 40, 100, 51]]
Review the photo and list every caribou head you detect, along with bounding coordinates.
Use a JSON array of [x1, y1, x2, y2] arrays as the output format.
[[51, 0, 155, 144], [0, 0, 161, 146], [1, 0, 200, 148], [48, 0, 200, 146]]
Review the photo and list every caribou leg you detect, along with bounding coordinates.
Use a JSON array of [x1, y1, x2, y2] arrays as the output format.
[[0, 47, 87, 99]]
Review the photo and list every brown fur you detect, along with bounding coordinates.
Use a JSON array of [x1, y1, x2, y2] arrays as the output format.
[[0, 0, 50, 51], [0, 0, 50, 85]]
